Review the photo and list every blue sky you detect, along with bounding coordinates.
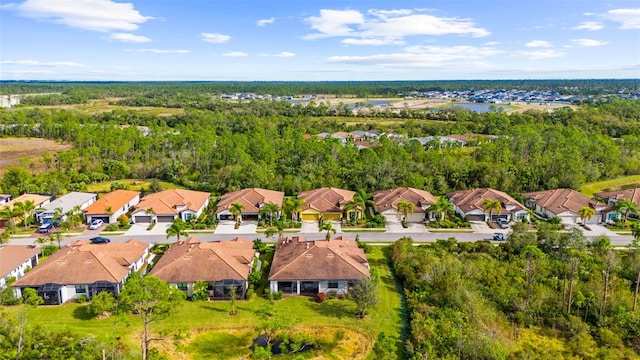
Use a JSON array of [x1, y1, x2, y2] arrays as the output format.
[[1, 0, 639, 80]]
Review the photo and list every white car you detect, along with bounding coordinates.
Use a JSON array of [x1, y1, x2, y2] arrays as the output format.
[[88, 219, 104, 230]]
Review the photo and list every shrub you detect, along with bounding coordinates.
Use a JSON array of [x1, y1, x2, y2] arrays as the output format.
[[117, 214, 129, 227], [86, 291, 115, 317], [273, 290, 283, 300], [76, 295, 88, 303], [357, 240, 372, 253], [104, 224, 119, 231], [316, 293, 327, 302], [191, 280, 209, 301], [246, 286, 254, 299], [146, 222, 156, 231], [195, 223, 206, 230]]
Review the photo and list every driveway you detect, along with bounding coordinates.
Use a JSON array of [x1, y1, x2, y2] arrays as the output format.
[[124, 222, 171, 237], [469, 221, 495, 234], [300, 221, 319, 233], [386, 221, 428, 233], [214, 220, 257, 235], [582, 224, 619, 237]]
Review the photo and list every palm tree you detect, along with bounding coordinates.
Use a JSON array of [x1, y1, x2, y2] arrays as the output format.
[[229, 202, 245, 227], [259, 203, 280, 226], [0, 229, 11, 245], [633, 222, 640, 241], [283, 197, 306, 222], [613, 199, 638, 226], [21, 200, 36, 229], [578, 206, 596, 226], [166, 218, 188, 242], [397, 200, 415, 222], [319, 221, 336, 240], [483, 199, 502, 223], [0, 204, 24, 229], [428, 197, 454, 222], [343, 200, 361, 222]]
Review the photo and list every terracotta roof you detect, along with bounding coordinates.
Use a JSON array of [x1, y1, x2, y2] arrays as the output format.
[[84, 190, 140, 215], [0, 245, 40, 277], [269, 236, 369, 281], [373, 187, 437, 213], [12, 239, 148, 286], [595, 188, 640, 207], [3, 194, 52, 211], [216, 188, 284, 215], [135, 189, 210, 216], [522, 188, 605, 215], [150, 237, 254, 283], [298, 188, 355, 213], [447, 188, 526, 214]]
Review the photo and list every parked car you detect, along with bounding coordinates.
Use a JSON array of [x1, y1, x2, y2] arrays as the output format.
[[88, 219, 104, 230], [492, 233, 506, 241], [496, 218, 510, 229], [89, 236, 111, 244], [37, 223, 54, 233]]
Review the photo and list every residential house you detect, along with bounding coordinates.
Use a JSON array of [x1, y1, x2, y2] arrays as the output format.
[[448, 188, 529, 222], [131, 189, 211, 223], [595, 188, 640, 222], [0, 245, 40, 289], [297, 187, 356, 221], [37, 192, 98, 224], [522, 188, 607, 225], [149, 237, 255, 299], [83, 190, 140, 224], [12, 239, 150, 304], [268, 236, 369, 296], [373, 187, 437, 222], [0, 194, 11, 205], [216, 188, 284, 221], [0, 194, 52, 227]]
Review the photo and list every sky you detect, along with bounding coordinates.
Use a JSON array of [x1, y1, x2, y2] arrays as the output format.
[[0, 0, 639, 81]]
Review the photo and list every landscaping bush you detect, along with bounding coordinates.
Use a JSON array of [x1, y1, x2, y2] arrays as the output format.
[[150, 243, 170, 254], [41, 245, 59, 256], [146, 222, 156, 231], [317, 293, 327, 302], [195, 223, 207, 230], [117, 214, 129, 227], [86, 291, 115, 317], [76, 295, 87, 304], [273, 290, 283, 300], [104, 224, 119, 231]]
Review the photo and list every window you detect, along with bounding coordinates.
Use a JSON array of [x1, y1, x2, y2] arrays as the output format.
[[328, 281, 339, 289], [176, 283, 188, 292], [75, 285, 86, 294]]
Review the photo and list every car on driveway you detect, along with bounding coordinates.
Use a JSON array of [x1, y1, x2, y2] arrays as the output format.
[[38, 223, 54, 234], [90, 236, 111, 244], [88, 219, 104, 230], [496, 218, 510, 229]]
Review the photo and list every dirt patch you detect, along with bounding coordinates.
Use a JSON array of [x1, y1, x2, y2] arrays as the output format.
[[0, 137, 72, 174]]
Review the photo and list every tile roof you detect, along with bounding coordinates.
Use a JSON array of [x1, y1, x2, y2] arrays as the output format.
[[41, 192, 97, 213], [12, 239, 148, 286], [216, 188, 284, 215], [595, 188, 640, 206], [448, 188, 526, 214], [373, 187, 437, 213], [269, 236, 369, 281], [522, 188, 605, 215], [150, 237, 254, 283], [3, 194, 52, 211], [298, 188, 356, 213], [0, 245, 40, 277], [135, 189, 210, 216], [84, 190, 140, 215]]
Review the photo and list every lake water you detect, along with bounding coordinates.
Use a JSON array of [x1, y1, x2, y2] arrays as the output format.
[[446, 103, 506, 113], [347, 100, 394, 109]]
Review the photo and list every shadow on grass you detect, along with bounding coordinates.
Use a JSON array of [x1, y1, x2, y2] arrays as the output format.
[[72, 304, 95, 320], [196, 302, 229, 313], [304, 297, 357, 319]]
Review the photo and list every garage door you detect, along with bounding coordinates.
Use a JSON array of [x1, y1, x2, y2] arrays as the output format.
[[89, 216, 110, 224], [323, 213, 342, 221], [157, 216, 176, 223], [383, 212, 402, 222], [301, 213, 320, 221], [467, 214, 486, 222], [134, 216, 152, 223]]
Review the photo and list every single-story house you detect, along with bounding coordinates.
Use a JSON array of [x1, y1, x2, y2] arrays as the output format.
[[149, 237, 255, 299], [448, 188, 529, 222], [595, 188, 640, 222], [131, 189, 211, 224], [1, 194, 53, 227], [83, 190, 140, 224], [37, 192, 98, 224], [12, 239, 150, 304], [268, 236, 369, 296], [216, 188, 284, 222], [0, 194, 11, 205], [522, 188, 607, 224], [373, 187, 437, 222], [0, 245, 41, 289], [297, 187, 355, 221]]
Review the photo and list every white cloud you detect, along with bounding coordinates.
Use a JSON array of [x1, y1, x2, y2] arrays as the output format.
[[511, 49, 566, 60], [222, 51, 248, 57], [274, 52, 295, 57], [257, 17, 275, 26], [606, 8, 640, 29], [570, 38, 608, 47], [125, 49, 189, 54], [201, 32, 231, 43], [13, 0, 151, 32], [304, 8, 490, 44], [109, 32, 151, 43], [525, 40, 552, 48], [484, 41, 501, 46], [1, 70, 57, 75], [1, 59, 86, 67], [572, 21, 604, 31]]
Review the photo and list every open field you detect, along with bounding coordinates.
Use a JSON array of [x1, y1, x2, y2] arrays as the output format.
[[17, 98, 185, 116], [0, 137, 72, 174], [2, 247, 402, 359], [580, 174, 640, 197], [86, 178, 185, 193]]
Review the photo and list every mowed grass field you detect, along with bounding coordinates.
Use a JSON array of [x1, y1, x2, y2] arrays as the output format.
[[580, 174, 640, 197], [2, 247, 403, 360], [85, 178, 185, 194], [18, 98, 185, 116], [0, 137, 72, 174]]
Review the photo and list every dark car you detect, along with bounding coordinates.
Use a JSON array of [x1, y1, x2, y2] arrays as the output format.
[[90, 236, 111, 244], [37, 223, 54, 233], [492, 233, 506, 241]]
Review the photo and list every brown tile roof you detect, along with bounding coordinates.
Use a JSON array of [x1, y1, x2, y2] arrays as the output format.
[[150, 237, 254, 283], [12, 239, 148, 286], [84, 190, 140, 215], [0, 245, 40, 277], [447, 188, 526, 214], [216, 188, 284, 215], [269, 236, 369, 281], [522, 188, 606, 215], [298, 188, 355, 213], [135, 189, 210, 216], [373, 187, 437, 213], [3, 194, 52, 211], [595, 188, 640, 207]]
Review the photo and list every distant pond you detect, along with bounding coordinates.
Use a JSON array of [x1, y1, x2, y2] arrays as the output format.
[[445, 103, 507, 113], [347, 100, 395, 109]]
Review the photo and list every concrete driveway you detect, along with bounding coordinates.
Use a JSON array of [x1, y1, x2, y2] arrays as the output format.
[[214, 220, 257, 235], [300, 221, 319, 233], [582, 224, 619, 237], [124, 223, 171, 237], [386, 221, 428, 233]]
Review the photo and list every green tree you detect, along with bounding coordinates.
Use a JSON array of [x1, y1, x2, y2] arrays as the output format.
[[191, 280, 209, 301], [119, 275, 184, 360], [20, 200, 36, 229], [283, 197, 305, 222], [578, 206, 596, 226], [319, 221, 336, 240], [613, 198, 638, 226], [521, 245, 545, 308], [86, 291, 115, 317], [259, 202, 280, 226], [483, 198, 502, 223], [230, 201, 245, 227], [166, 218, 188, 242], [349, 277, 379, 317], [21, 288, 43, 306], [228, 285, 238, 315], [397, 199, 415, 222]]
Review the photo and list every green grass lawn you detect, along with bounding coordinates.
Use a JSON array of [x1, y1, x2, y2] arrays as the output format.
[[86, 179, 185, 194], [580, 174, 640, 197], [2, 247, 402, 359]]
